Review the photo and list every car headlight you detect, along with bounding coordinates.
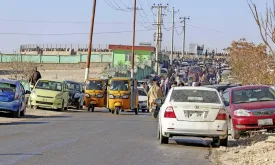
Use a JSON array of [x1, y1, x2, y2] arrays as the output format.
[[122, 94, 129, 99], [55, 93, 63, 99], [31, 90, 37, 96], [97, 93, 104, 98], [85, 93, 90, 98], [234, 109, 250, 116], [109, 94, 114, 99]]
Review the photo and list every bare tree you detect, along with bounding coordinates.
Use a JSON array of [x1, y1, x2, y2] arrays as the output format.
[[248, 0, 275, 55]]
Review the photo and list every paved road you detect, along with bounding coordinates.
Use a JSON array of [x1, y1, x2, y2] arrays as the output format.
[[0, 108, 213, 165]]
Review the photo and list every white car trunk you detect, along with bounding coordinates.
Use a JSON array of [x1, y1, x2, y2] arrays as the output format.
[[170, 102, 221, 122]]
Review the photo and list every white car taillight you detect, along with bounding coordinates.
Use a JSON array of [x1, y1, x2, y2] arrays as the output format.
[[215, 108, 227, 120], [164, 106, 176, 118]]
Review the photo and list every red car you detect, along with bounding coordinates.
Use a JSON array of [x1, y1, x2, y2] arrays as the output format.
[[222, 85, 275, 139]]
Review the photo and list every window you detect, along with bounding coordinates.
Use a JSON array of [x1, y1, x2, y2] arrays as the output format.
[[0, 82, 16, 92], [223, 91, 230, 103], [86, 80, 103, 90], [170, 89, 221, 104], [35, 81, 62, 91], [125, 52, 132, 62], [66, 82, 81, 92], [232, 87, 275, 104], [110, 80, 129, 91], [138, 88, 147, 96]]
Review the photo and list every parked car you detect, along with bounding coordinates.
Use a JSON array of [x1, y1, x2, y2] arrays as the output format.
[[138, 87, 148, 112], [158, 86, 228, 146], [0, 79, 31, 117], [203, 84, 241, 95], [65, 80, 84, 110], [223, 85, 275, 139], [29, 79, 69, 111]]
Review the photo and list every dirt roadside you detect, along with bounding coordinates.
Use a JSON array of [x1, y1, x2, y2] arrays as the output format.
[[212, 133, 275, 165]]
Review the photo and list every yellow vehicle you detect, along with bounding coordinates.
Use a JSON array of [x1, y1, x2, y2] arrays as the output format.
[[29, 79, 69, 111], [84, 78, 108, 112], [107, 78, 138, 115]]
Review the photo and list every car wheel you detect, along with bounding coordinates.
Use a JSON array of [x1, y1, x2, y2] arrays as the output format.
[[134, 108, 138, 115], [76, 102, 81, 110], [115, 107, 120, 115], [230, 118, 240, 139], [90, 104, 95, 112], [13, 105, 21, 118], [111, 110, 115, 114], [159, 126, 169, 144], [20, 107, 26, 116], [59, 101, 65, 112], [220, 136, 228, 147]]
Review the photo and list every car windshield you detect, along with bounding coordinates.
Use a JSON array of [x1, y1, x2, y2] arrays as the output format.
[[0, 82, 16, 92], [86, 80, 103, 90], [35, 81, 62, 91], [66, 82, 81, 92], [232, 87, 275, 104], [161, 69, 167, 74], [110, 80, 129, 91], [190, 67, 202, 73], [138, 88, 147, 96], [170, 89, 221, 104]]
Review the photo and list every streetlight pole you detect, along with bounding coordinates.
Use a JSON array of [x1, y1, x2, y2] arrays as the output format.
[[85, 0, 97, 81], [180, 16, 190, 57], [131, 0, 137, 78]]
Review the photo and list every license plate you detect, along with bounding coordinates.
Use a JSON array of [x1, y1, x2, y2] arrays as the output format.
[[185, 111, 203, 118], [258, 119, 273, 126]]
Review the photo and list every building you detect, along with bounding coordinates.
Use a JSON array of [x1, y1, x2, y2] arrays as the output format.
[[108, 44, 155, 66]]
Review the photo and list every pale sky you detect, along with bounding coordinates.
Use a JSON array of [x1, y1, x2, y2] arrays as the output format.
[[0, 0, 269, 53]]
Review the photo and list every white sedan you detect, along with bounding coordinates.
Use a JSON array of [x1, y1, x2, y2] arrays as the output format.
[[138, 87, 148, 112], [158, 86, 228, 147]]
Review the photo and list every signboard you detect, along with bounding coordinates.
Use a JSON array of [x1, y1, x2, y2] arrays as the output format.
[[189, 43, 198, 54], [139, 42, 152, 46]]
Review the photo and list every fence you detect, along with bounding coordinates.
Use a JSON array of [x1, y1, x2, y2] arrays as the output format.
[[0, 54, 112, 63]]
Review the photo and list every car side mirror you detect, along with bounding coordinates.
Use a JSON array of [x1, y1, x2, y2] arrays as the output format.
[[25, 90, 31, 94], [155, 99, 162, 105], [223, 101, 229, 106]]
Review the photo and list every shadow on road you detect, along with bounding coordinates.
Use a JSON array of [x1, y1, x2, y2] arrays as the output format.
[[0, 121, 49, 125], [174, 138, 212, 148], [0, 153, 42, 156], [0, 111, 72, 119]]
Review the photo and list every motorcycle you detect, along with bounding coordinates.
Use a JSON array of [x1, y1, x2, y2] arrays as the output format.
[[152, 98, 163, 119]]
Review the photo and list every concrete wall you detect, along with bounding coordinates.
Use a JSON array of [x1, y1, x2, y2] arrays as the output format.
[[0, 54, 113, 63]]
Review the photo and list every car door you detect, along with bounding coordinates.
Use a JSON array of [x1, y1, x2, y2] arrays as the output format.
[[19, 83, 27, 111], [63, 82, 69, 107]]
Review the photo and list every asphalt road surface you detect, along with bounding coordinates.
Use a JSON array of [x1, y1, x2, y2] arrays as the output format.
[[0, 108, 213, 165]]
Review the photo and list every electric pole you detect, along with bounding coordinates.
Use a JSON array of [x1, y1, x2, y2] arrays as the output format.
[[180, 16, 190, 57], [85, 0, 97, 81], [169, 7, 179, 65], [131, 0, 137, 78], [152, 4, 168, 74]]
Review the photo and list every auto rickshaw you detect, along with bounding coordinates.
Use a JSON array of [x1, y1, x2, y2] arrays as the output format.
[[84, 78, 108, 112], [107, 78, 139, 115]]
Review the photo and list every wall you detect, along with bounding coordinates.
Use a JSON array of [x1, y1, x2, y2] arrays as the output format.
[[112, 50, 153, 66], [0, 53, 113, 63]]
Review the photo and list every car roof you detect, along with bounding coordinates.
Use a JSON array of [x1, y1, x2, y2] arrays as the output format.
[[39, 79, 62, 82], [172, 86, 218, 91], [229, 85, 270, 91], [0, 79, 18, 84], [64, 80, 82, 84]]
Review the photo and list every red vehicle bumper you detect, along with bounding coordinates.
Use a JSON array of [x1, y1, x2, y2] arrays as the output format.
[[233, 116, 275, 131]]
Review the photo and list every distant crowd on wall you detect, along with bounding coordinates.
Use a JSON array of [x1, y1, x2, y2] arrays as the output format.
[[163, 50, 229, 56], [20, 48, 112, 52]]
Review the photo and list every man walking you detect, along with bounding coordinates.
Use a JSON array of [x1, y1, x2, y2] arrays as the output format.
[[29, 67, 42, 89]]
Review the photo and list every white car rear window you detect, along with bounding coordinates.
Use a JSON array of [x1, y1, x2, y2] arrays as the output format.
[[170, 89, 221, 104]]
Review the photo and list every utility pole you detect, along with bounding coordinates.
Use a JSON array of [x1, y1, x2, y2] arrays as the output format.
[[152, 4, 168, 74], [85, 0, 97, 81], [180, 16, 190, 58], [131, 0, 137, 78], [169, 7, 179, 65]]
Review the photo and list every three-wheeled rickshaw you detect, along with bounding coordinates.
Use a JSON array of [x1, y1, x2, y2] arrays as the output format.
[[84, 78, 108, 112], [107, 77, 139, 115]]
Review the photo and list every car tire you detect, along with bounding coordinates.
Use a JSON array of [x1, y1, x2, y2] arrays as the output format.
[[115, 107, 119, 115], [159, 127, 169, 144], [76, 102, 81, 110], [230, 118, 240, 140], [220, 136, 228, 147], [13, 105, 21, 118], [134, 108, 138, 115], [90, 104, 95, 112], [111, 110, 115, 114], [20, 108, 26, 117]]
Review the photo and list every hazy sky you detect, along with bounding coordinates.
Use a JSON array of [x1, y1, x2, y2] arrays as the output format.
[[0, 0, 268, 53]]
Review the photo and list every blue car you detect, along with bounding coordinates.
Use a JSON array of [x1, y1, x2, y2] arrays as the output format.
[[0, 79, 31, 118]]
